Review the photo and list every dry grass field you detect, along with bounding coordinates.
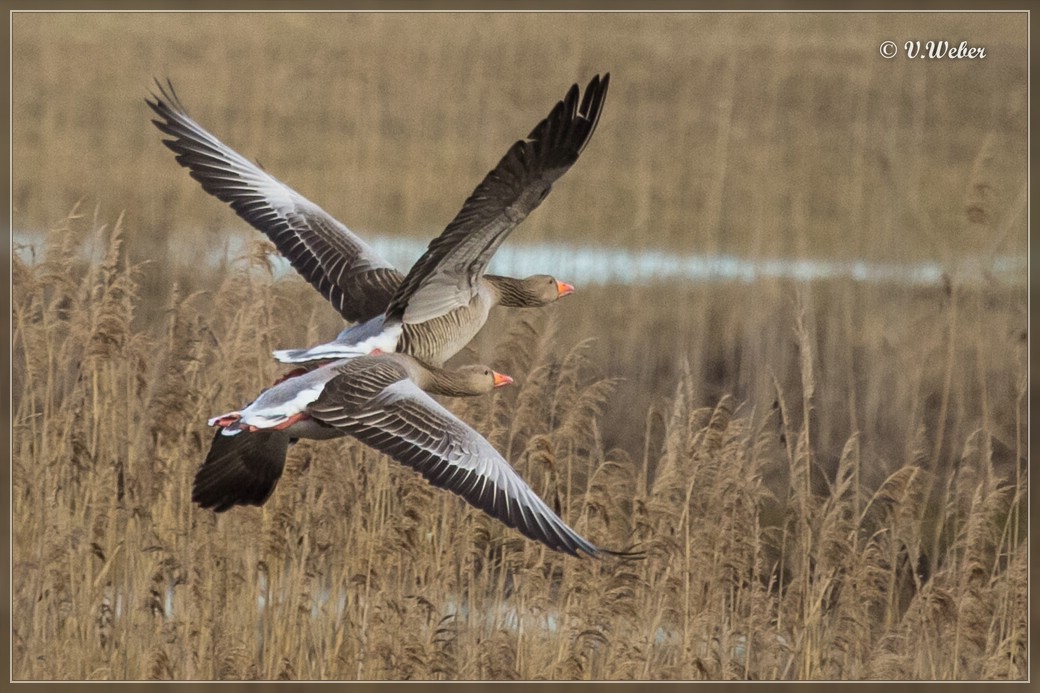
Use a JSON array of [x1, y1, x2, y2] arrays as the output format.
[[11, 12, 1028, 680]]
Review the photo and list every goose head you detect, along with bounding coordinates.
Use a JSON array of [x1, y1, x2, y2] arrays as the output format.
[[427, 364, 514, 397], [494, 274, 575, 308]]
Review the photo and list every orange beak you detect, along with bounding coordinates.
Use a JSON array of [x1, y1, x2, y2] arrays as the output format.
[[492, 371, 514, 388], [557, 280, 575, 298]]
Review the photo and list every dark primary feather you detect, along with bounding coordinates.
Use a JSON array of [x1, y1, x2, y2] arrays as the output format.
[[147, 79, 403, 324], [192, 428, 291, 512], [384, 74, 610, 323], [309, 361, 602, 557], [180, 76, 619, 555]]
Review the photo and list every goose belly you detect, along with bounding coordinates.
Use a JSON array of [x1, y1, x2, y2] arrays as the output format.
[[283, 418, 342, 440], [399, 298, 491, 366]]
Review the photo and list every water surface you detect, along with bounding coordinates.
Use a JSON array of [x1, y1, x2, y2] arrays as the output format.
[[14, 229, 1026, 288]]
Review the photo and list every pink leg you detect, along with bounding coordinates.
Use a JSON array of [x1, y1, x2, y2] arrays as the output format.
[[210, 411, 242, 428], [244, 411, 309, 433]]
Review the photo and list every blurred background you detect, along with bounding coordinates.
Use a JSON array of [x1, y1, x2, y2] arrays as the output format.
[[12, 11, 1027, 468], [14, 13, 1027, 259], [11, 12, 1029, 680]]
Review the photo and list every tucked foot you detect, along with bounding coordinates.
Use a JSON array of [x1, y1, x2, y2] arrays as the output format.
[[209, 411, 242, 428], [269, 411, 309, 431], [239, 411, 311, 433]]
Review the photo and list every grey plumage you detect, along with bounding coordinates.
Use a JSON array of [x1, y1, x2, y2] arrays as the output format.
[[147, 80, 402, 324], [172, 75, 615, 556], [385, 74, 609, 326], [310, 357, 600, 557], [269, 73, 608, 367], [200, 354, 601, 556]]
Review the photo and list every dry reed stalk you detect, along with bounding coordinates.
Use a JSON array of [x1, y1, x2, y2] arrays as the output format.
[[12, 206, 1027, 680]]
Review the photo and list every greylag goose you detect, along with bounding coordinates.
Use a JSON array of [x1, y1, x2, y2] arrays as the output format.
[[272, 75, 607, 366], [195, 354, 602, 557], [147, 74, 607, 365], [271, 273, 573, 366], [156, 75, 611, 553]]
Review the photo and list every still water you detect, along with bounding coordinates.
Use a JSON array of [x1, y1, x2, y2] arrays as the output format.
[[366, 235, 1025, 288], [14, 229, 1026, 288]]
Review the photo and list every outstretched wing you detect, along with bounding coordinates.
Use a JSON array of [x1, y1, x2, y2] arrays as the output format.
[[309, 369, 602, 557], [193, 428, 292, 512], [148, 79, 403, 324], [385, 74, 609, 325]]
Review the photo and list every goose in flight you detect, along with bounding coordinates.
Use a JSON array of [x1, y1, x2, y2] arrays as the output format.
[[153, 75, 613, 555], [147, 75, 608, 367], [196, 354, 603, 557]]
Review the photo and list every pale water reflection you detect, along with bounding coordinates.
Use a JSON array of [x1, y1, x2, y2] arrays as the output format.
[[368, 235, 1025, 288], [14, 229, 1026, 288]]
